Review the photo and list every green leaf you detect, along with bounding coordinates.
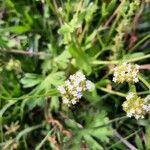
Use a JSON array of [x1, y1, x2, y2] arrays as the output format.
[[0, 25, 31, 34], [96, 79, 110, 87], [83, 134, 103, 150], [135, 134, 144, 150], [58, 23, 74, 35], [16, 124, 43, 142], [101, 3, 107, 17], [0, 101, 17, 123], [68, 44, 92, 74], [35, 130, 52, 150], [85, 111, 112, 143], [107, 0, 117, 13], [122, 52, 144, 63], [50, 96, 59, 111], [145, 125, 150, 149], [85, 2, 97, 22], [26, 98, 44, 110], [54, 50, 71, 69], [20, 73, 43, 88]]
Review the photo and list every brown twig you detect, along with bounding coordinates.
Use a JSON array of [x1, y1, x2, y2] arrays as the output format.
[[0, 49, 46, 56], [140, 64, 150, 70]]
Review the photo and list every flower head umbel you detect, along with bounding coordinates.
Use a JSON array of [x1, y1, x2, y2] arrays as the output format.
[[57, 71, 93, 106], [122, 93, 150, 119], [113, 63, 140, 83]]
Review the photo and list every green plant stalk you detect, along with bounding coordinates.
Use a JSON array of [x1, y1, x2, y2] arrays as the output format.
[[107, 0, 126, 43], [0, 89, 59, 101], [35, 129, 54, 150], [108, 128, 142, 149], [92, 53, 150, 65], [128, 84, 136, 93], [129, 34, 150, 52], [138, 90, 150, 95], [94, 116, 127, 129], [0, 101, 17, 142], [98, 87, 126, 97], [16, 124, 44, 143], [138, 74, 150, 90]]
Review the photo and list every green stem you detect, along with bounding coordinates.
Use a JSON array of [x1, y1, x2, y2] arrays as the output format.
[[92, 54, 150, 66], [138, 91, 150, 95], [128, 84, 136, 93], [106, 0, 126, 43], [0, 89, 59, 101], [138, 74, 150, 90], [108, 128, 142, 149], [98, 87, 126, 97], [129, 34, 150, 52], [92, 60, 118, 65], [94, 116, 127, 129]]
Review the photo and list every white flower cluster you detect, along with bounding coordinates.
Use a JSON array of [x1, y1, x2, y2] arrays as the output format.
[[57, 71, 92, 106], [113, 63, 140, 83], [143, 95, 150, 112], [122, 93, 150, 119]]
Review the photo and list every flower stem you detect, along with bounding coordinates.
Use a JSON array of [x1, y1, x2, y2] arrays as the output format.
[[138, 74, 150, 90], [128, 84, 136, 93]]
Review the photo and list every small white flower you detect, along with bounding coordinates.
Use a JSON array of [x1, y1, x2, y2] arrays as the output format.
[[79, 75, 86, 81], [76, 86, 82, 92], [68, 84, 74, 90], [76, 71, 83, 77], [126, 93, 134, 100], [120, 71, 125, 76], [76, 71, 86, 81], [135, 64, 140, 70], [70, 75, 76, 80], [127, 77, 131, 82], [57, 86, 66, 94], [132, 71, 137, 77], [63, 98, 69, 104], [113, 77, 117, 82], [147, 105, 150, 111], [65, 80, 71, 86], [130, 109, 135, 114], [72, 91, 78, 97], [136, 109, 142, 114], [120, 77, 124, 82], [127, 64, 131, 72], [122, 102, 128, 108], [135, 115, 140, 120], [86, 80, 92, 91], [127, 112, 132, 117], [143, 104, 150, 112], [73, 79, 80, 86], [141, 116, 144, 119], [113, 67, 117, 71], [114, 72, 118, 76], [71, 99, 77, 105], [143, 105, 147, 110], [123, 62, 127, 66], [76, 93, 82, 99], [133, 78, 139, 83]]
